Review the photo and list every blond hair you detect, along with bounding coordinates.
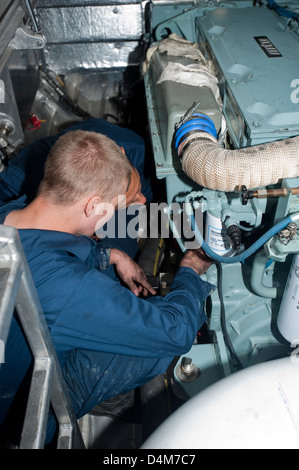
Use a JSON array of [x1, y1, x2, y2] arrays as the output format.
[[38, 130, 132, 205]]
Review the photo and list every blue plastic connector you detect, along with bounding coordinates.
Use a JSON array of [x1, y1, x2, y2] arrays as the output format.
[[175, 113, 217, 150]]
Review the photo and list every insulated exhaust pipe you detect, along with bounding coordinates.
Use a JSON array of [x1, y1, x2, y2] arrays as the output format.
[[175, 114, 299, 192]]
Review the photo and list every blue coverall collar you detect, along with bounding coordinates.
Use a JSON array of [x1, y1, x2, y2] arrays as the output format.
[[19, 228, 96, 262]]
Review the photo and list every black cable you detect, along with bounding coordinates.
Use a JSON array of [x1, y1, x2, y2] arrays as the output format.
[[216, 262, 244, 371], [39, 67, 90, 119]]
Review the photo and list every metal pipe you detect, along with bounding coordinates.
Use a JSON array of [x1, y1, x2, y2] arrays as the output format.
[[24, 0, 40, 33], [175, 114, 299, 191], [250, 251, 277, 298]]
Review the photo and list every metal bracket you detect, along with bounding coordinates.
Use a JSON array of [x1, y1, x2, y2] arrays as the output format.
[[175, 100, 201, 131], [9, 25, 46, 50]]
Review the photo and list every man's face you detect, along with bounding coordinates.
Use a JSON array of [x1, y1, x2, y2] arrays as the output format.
[[93, 166, 146, 235], [117, 166, 146, 210]]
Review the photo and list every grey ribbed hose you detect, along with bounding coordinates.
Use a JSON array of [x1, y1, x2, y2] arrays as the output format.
[[179, 132, 299, 191]]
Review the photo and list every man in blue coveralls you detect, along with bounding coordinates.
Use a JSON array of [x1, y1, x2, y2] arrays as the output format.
[[0, 119, 214, 444], [0, 118, 152, 261]]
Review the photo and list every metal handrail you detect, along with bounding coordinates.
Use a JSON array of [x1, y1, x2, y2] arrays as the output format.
[[0, 224, 84, 449]]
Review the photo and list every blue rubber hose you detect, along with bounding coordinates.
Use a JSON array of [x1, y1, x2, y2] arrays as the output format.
[[189, 212, 297, 264], [266, 0, 299, 20], [175, 113, 217, 149]]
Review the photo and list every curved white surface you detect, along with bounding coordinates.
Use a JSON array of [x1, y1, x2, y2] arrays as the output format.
[[142, 358, 299, 449]]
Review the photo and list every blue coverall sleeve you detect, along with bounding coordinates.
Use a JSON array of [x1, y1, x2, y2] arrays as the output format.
[[48, 265, 215, 359]]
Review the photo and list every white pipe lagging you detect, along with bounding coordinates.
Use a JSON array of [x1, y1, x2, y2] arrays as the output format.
[[178, 131, 299, 192]]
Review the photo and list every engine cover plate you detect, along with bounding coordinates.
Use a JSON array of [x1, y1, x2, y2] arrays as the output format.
[[197, 5, 299, 147]]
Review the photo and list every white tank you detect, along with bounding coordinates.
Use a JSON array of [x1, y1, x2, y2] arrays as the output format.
[[141, 358, 299, 449]]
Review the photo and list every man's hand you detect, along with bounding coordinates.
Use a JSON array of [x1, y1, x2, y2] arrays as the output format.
[[110, 249, 156, 297], [180, 248, 214, 275]]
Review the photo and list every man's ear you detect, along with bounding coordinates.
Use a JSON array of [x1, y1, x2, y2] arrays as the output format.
[[85, 194, 115, 225], [84, 195, 101, 217]]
